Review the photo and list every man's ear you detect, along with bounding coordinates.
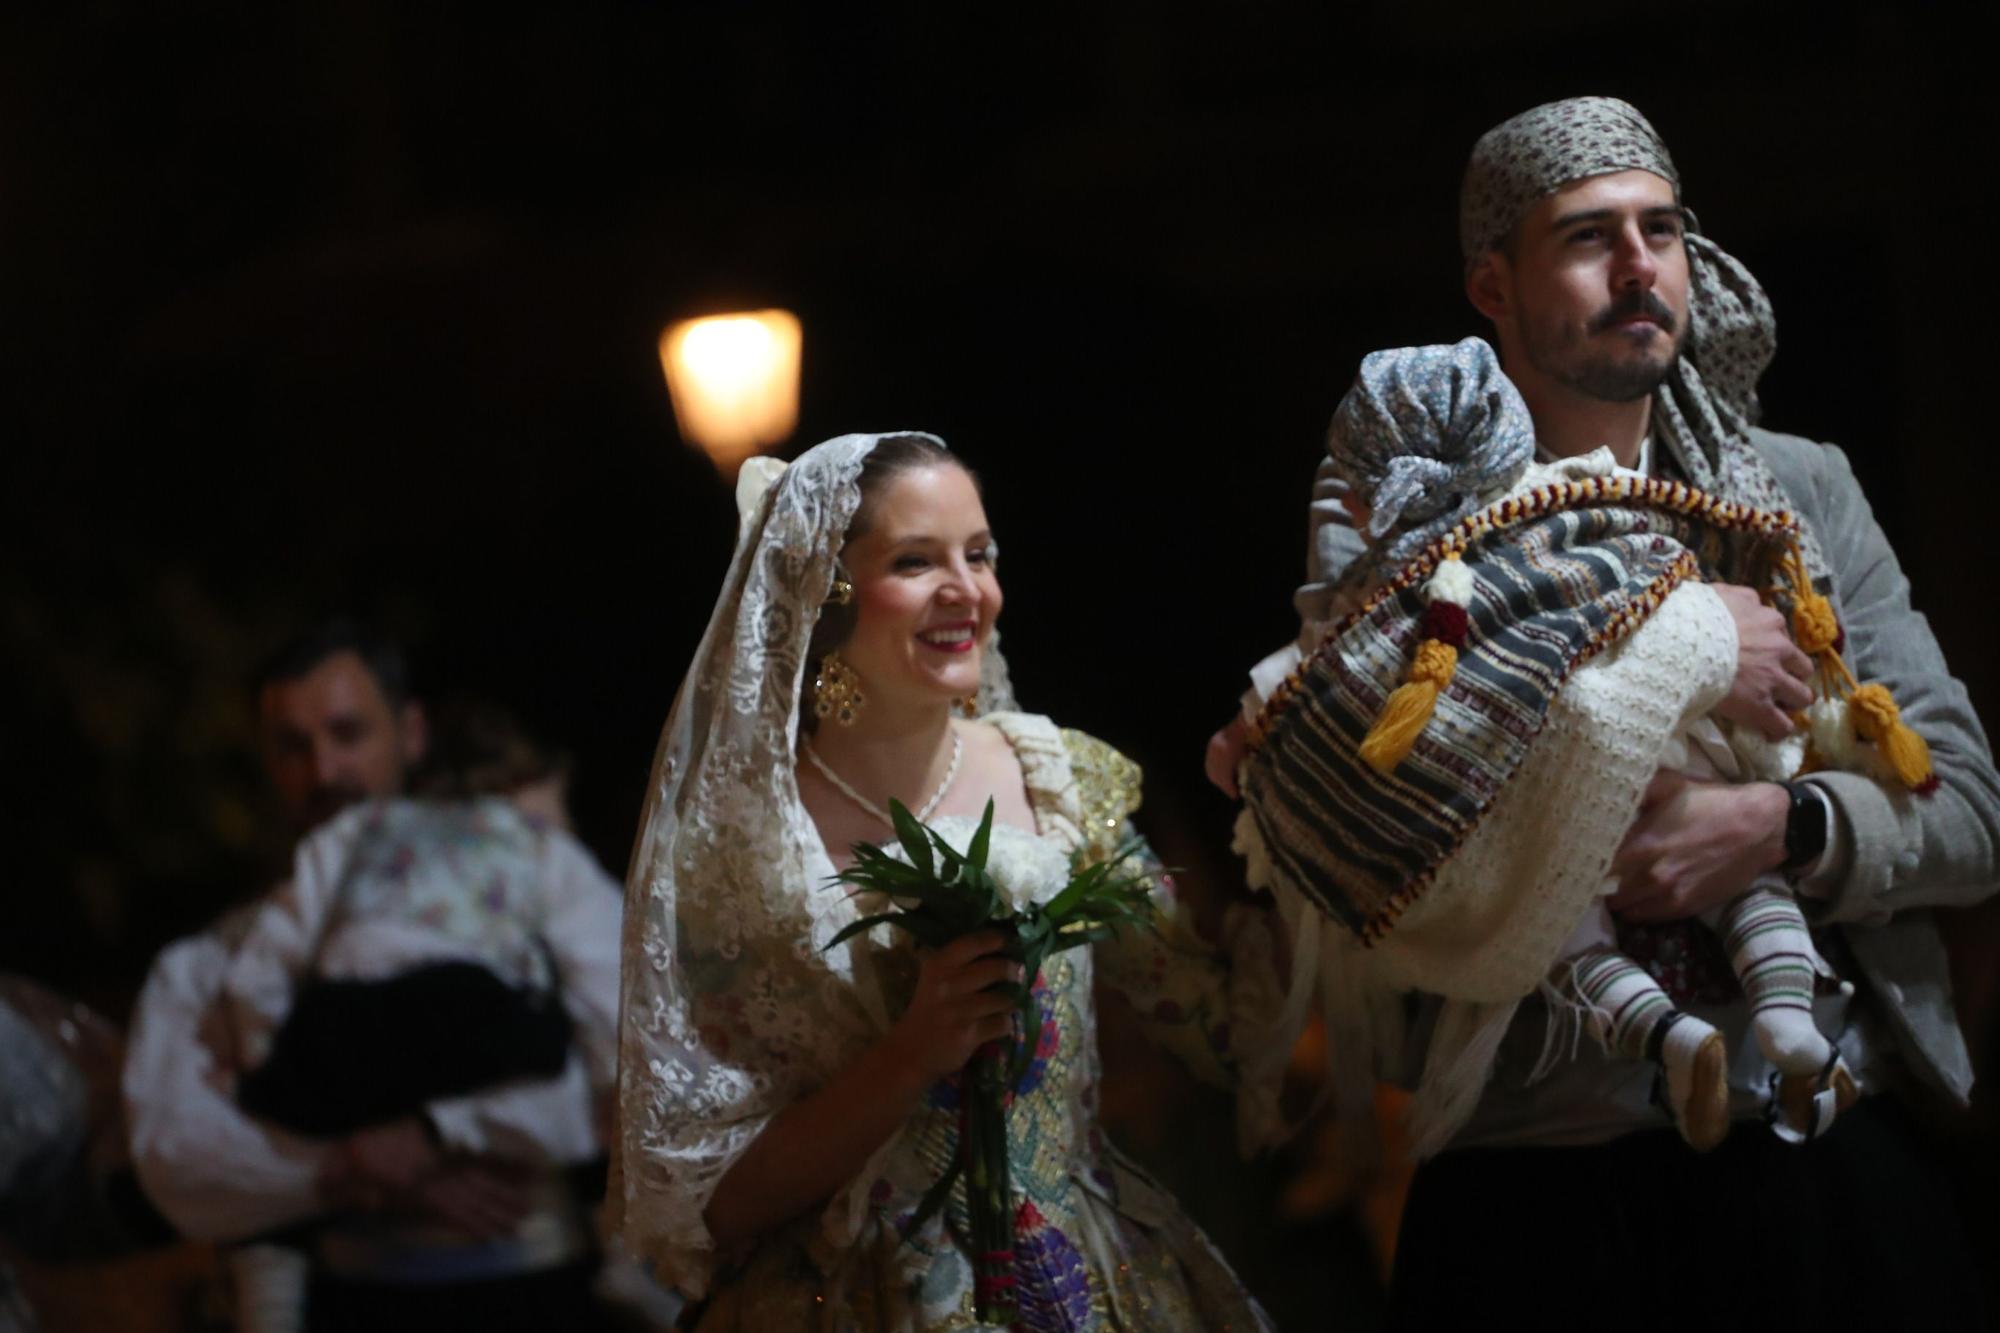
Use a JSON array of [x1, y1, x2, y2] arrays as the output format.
[[1466, 252, 1511, 326], [398, 701, 430, 768]]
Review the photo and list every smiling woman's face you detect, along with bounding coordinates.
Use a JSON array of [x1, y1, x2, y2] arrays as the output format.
[[837, 461, 1001, 713]]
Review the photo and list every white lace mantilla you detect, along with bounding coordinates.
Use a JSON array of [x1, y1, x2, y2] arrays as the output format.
[[611, 435, 1020, 1300]]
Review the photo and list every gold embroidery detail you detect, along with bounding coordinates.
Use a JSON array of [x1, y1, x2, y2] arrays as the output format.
[[1059, 729, 1142, 866]]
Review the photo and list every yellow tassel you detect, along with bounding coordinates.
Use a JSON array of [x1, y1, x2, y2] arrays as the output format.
[[1781, 539, 1934, 793], [1408, 639, 1459, 689], [1359, 640, 1458, 774], [1848, 682, 1936, 792], [1791, 591, 1840, 657]]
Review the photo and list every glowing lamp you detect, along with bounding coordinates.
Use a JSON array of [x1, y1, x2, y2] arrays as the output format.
[[658, 309, 802, 475]]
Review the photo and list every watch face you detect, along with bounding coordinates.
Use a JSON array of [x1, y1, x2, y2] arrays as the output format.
[[1785, 782, 1829, 873]]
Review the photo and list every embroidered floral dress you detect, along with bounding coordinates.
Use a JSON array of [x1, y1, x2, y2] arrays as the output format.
[[671, 713, 1273, 1332]]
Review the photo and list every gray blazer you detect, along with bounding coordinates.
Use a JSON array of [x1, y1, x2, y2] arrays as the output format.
[[1299, 428, 2000, 1105]]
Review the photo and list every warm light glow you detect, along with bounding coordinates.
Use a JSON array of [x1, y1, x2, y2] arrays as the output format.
[[658, 309, 802, 474]]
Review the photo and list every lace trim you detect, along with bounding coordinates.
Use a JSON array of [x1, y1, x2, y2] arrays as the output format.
[[981, 713, 1143, 863]]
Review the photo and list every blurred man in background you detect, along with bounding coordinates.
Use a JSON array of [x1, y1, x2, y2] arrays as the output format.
[[122, 621, 626, 1332]]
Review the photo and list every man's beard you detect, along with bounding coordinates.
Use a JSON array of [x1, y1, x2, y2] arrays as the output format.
[[1527, 290, 1682, 403]]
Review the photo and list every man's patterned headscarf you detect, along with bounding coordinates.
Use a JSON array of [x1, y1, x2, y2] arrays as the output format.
[[1458, 96, 1825, 579], [1325, 337, 1534, 568]]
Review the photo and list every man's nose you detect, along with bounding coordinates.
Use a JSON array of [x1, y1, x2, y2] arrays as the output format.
[[1612, 223, 1658, 290], [313, 739, 349, 785]]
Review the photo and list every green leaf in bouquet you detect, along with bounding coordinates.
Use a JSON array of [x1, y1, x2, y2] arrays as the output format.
[[1007, 987, 1040, 1088], [1053, 923, 1118, 950], [966, 799, 995, 871], [1041, 851, 1138, 921], [890, 799, 935, 878], [897, 1154, 964, 1242], [823, 911, 909, 950], [825, 906, 962, 952], [832, 843, 935, 891], [952, 864, 999, 924], [851, 842, 922, 874], [925, 828, 968, 887], [860, 877, 949, 905], [1039, 880, 1089, 922], [838, 863, 928, 895]]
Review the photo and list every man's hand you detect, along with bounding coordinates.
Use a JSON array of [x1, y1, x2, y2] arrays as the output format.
[[324, 1116, 533, 1238], [1711, 583, 1814, 740], [1206, 716, 1249, 799], [339, 1116, 440, 1195], [315, 1144, 383, 1212], [403, 1160, 533, 1240], [1608, 771, 1790, 921]]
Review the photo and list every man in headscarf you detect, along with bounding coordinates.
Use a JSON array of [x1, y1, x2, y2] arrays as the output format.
[[1215, 97, 2000, 1326]]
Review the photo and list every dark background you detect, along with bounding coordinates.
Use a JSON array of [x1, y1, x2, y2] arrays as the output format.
[[3, 0, 1996, 1321]]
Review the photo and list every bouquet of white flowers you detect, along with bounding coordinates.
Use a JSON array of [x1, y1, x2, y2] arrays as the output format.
[[825, 798, 1154, 1325]]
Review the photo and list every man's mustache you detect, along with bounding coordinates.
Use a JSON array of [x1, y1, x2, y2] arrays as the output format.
[[304, 782, 368, 824], [1589, 291, 1677, 334]]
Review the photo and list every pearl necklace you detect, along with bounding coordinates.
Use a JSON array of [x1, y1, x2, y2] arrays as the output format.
[[803, 730, 964, 829]]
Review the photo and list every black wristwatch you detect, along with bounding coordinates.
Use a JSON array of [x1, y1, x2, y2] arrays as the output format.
[[1779, 780, 1829, 878]]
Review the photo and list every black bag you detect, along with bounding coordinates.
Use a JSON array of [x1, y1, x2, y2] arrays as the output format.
[[236, 958, 573, 1137], [235, 810, 575, 1138]]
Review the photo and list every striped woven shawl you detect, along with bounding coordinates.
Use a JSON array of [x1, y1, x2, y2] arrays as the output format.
[[1240, 476, 1797, 944]]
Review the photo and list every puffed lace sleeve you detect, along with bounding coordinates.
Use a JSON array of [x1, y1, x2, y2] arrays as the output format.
[[988, 715, 1285, 1093], [1067, 731, 1284, 1092]]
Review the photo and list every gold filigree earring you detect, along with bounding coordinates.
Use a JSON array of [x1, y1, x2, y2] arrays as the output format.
[[956, 696, 979, 719], [813, 651, 865, 726], [827, 574, 854, 606]]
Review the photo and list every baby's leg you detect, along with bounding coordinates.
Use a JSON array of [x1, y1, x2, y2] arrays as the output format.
[[1710, 884, 1859, 1136], [1711, 886, 1829, 1074], [1564, 948, 1729, 1151]]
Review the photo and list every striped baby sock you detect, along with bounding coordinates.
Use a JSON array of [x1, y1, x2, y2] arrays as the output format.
[[1566, 948, 1730, 1150], [1713, 887, 1828, 1075], [1713, 886, 1859, 1139]]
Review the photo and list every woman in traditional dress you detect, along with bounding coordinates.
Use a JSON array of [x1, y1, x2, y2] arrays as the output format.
[[611, 432, 1280, 1330]]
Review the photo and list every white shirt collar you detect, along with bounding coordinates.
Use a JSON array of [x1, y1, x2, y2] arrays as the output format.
[[1535, 435, 1653, 476]]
